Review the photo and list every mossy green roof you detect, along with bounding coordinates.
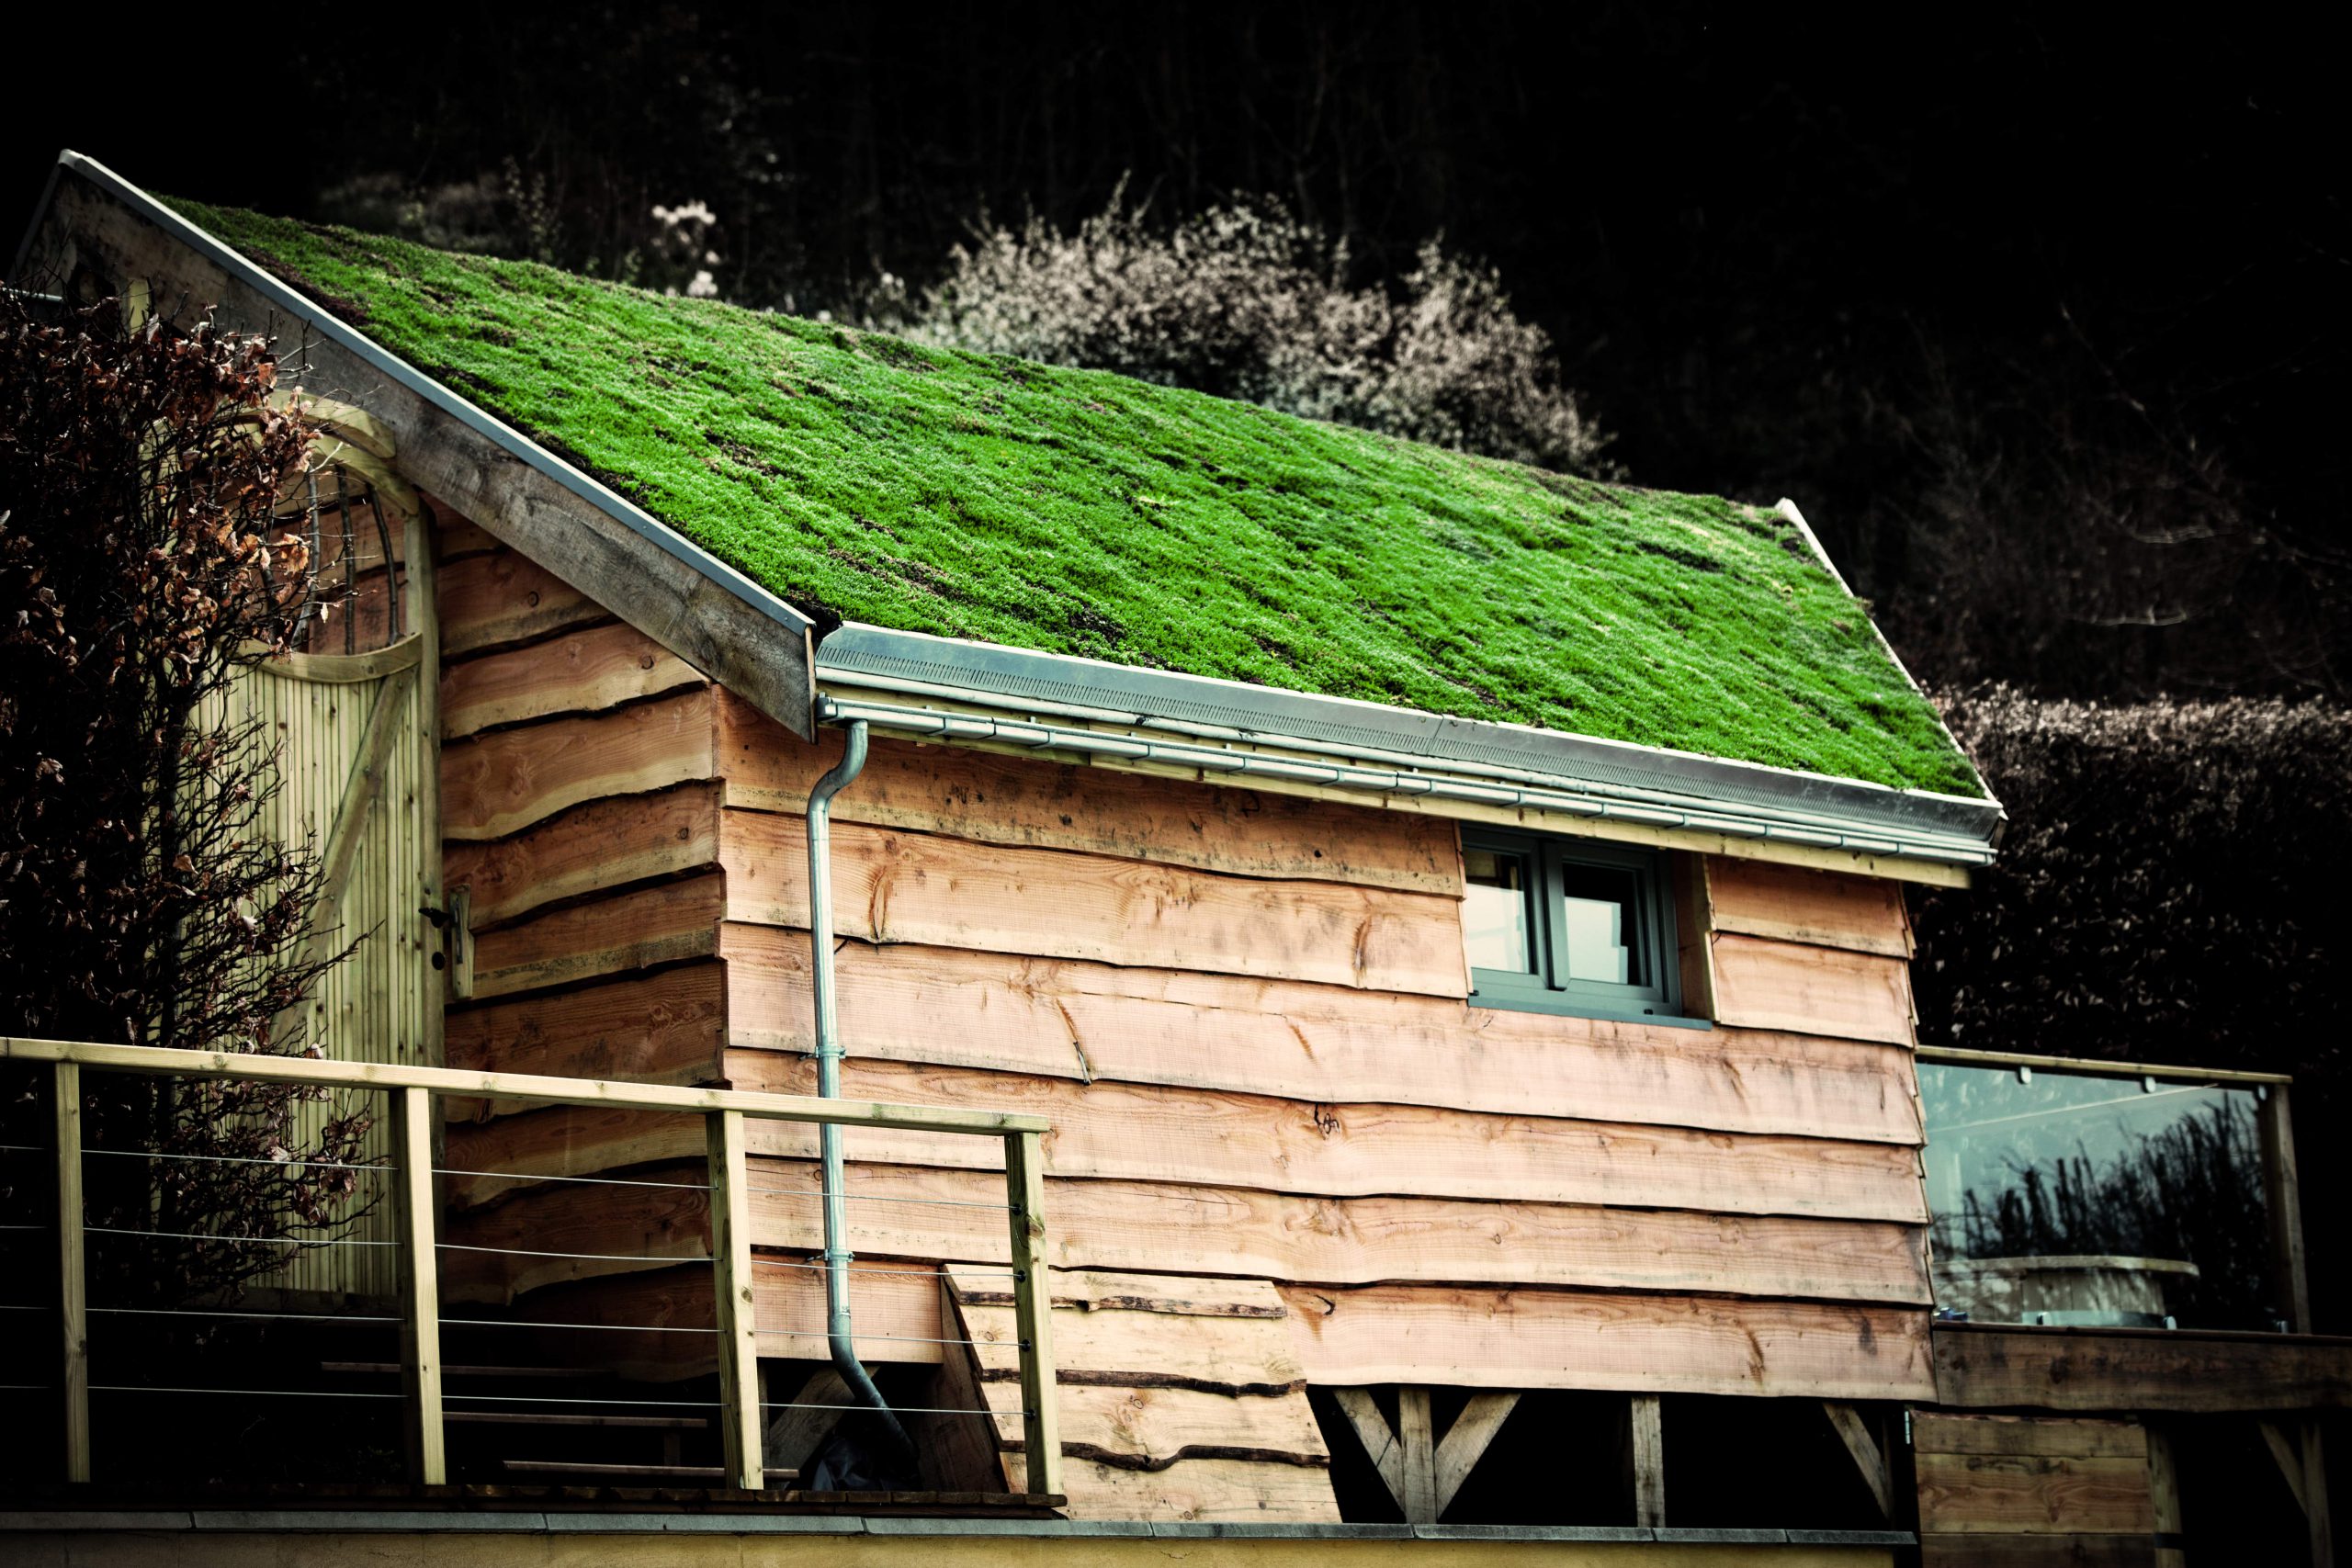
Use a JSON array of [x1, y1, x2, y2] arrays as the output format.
[[174, 198, 1980, 796]]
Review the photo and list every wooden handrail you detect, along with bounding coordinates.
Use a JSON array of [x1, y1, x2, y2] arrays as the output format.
[[0, 1037, 1051, 1134], [8, 1035, 1063, 1499], [1917, 1042, 2292, 1086]]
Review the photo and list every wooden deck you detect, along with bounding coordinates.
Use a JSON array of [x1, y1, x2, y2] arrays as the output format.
[[0, 1509, 1912, 1567]]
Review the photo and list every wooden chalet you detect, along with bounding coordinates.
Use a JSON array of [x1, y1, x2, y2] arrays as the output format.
[[5, 151, 2343, 1567]]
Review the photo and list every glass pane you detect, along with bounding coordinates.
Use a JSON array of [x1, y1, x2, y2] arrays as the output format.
[[1463, 848, 1534, 975], [1556, 863, 1639, 987], [1919, 1062, 2278, 1331]]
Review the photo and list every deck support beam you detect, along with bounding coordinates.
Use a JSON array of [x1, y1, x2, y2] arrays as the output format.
[[1822, 1402, 1894, 1519], [1335, 1386, 1521, 1523], [1625, 1394, 1665, 1529], [2260, 1417, 2335, 1568]]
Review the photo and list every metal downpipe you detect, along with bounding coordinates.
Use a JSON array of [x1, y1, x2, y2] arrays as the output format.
[[805, 719, 910, 1456]]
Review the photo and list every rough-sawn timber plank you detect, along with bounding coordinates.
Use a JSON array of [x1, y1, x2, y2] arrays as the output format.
[[445, 781, 721, 928], [1704, 855, 1915, 958], [465, 874, 721, 998], [443, 961, 725, 1117], [720, 812, 1468, 997], [1912, 1413, 2149, 1461], [435, 548, 606, 658], [442, 688, 718, 841], [1278, 1282, 1937, 1399], [720, 930, 1924, 1145], [435, 1153, 1928, 1306], [722, 1052, 1929, 1223], [719, 696, 1461, 896], [1932, 1322, 2352, 1413], [1914, 1450, 2155, 1534], [442, 618, 703, 738], [1709, 931, 1917, 1045]]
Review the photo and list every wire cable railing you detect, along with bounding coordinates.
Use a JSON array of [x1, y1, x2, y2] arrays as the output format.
[[0, 1034, 1063, 1496]]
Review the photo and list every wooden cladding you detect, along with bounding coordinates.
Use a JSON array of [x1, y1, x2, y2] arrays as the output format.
[[939, 1264, 1339, 1520], [1704, 855, 1914, 958], [443, 688, 718, 842], [429, 497, 1943, 1450], [443, 962, 724, 1102], [443, 1061, 1928, 1223], [720, 809, 1469, 997], [436, 547, 605, 658], [1279, 1283, 1933, 1400], [1914, 1413, 2160, 1568], [466, 874, 721, 998], [442, 617, 702, 739], [1693, 857, 1917, 1044], [440, 1151, 1928, 1308], [1709, 932, 1917, 1045], [721, 695, 1460, 896], [445, 783, 721, 929], [721, 931, 1923, 1145]]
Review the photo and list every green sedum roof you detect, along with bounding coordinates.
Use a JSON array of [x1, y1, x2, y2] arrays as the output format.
[[173, 199, 1981, 796]]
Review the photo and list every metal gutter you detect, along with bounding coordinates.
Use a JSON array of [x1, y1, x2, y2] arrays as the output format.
[[30, 152, 816, 649], [814, 623, 2006, 865]]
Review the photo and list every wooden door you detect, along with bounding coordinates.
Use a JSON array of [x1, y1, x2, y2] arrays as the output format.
[[231, 487, 442, 1301]]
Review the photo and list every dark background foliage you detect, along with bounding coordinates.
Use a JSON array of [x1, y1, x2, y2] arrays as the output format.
[[0, 294, 368, 1303], [6, 6, 2346, 1314], [1910, 694, 2352, 1324], [13, 4, 2341, 699]]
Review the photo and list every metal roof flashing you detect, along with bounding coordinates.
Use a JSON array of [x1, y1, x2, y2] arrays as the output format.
[[28, 152, 816, 648], [813, 622, 2006, 869]]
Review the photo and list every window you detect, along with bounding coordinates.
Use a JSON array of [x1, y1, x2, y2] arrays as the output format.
[[1462, 829, 1690, 1022]]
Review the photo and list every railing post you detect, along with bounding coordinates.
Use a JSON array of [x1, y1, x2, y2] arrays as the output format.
[[2259, 1084, 2312, 1334], [53, 1059, 89, 1483], [707, 1108, 765, 1490], [389, 1085, 446, 1483], [1002, 1129, 1060, 1498]]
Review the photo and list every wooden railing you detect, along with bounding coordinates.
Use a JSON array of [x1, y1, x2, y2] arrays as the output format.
[[0, 1036, 1062, 1496]]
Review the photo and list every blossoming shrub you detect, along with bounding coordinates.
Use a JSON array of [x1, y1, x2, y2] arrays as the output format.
[[900, 195, 1612, 474]]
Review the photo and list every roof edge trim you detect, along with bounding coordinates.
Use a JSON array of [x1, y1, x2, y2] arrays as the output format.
[[47, 152, 814, 643], [814, 621, 2006, 862]]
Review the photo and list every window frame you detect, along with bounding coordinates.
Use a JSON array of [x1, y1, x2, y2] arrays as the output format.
[[1461, 829, 1699, 1027]]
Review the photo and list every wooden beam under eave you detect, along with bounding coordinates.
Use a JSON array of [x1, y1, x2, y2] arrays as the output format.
[[30, 166, 820, 740]]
